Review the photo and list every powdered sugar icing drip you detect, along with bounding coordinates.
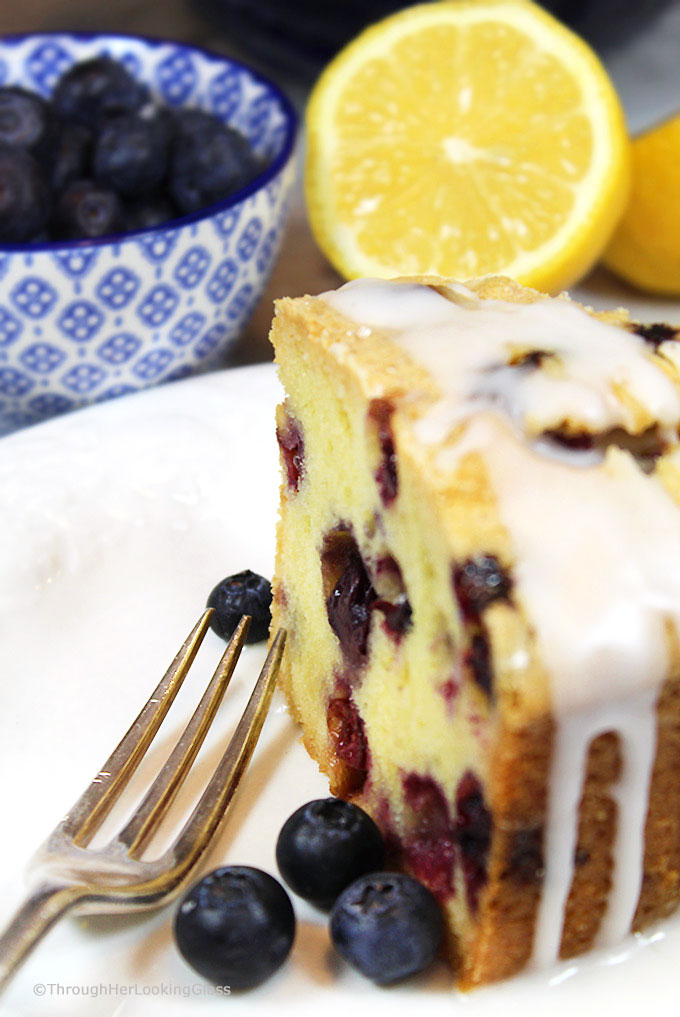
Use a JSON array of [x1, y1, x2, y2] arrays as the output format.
[[322, 278, 680, 967]]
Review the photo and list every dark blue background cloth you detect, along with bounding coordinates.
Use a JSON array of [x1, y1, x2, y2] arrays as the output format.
[[192, 0, 680, 90]]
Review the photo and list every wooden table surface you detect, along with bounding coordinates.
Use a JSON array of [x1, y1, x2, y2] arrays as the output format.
[[0, 0, 209, 47]]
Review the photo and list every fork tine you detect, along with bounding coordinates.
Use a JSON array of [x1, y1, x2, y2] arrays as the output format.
[[116, 616, 250, 857], [60, 609, 214, 845], [161, 628, 286, 875]]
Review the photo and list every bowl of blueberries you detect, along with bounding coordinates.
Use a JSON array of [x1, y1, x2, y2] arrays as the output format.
[[0, 33, 297, 432]]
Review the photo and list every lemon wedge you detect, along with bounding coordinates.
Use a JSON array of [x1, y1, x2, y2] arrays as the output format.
[[604, 113, 680, 295], [305, 0, 630, 292]]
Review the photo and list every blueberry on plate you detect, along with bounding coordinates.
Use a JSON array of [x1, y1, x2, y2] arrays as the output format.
[[50, 121, 92, 192], [53, 56, 147, 130], [0, 86, 55, 157], [207, 571, 272, 644], [174, 866, 295, 988], [0, 144, 51, 242], [330, 872, 443, 985], [276, 798, 385, 909], [52, 179, 123, 240], [93, 109, 172, 197], [169, 109, 261, 214]]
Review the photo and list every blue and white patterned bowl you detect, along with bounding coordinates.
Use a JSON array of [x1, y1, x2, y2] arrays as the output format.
[[0, 32, 297, 433]]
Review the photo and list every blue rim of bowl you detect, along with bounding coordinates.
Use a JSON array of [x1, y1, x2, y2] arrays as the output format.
[[0, 30, 299, 253]]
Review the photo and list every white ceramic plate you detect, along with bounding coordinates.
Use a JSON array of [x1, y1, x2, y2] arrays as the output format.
[[1, 364, 680, 1017]]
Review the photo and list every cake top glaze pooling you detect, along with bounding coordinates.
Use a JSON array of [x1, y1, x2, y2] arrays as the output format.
[[321, 277, 680, 715], [323, 278, 680, 442]]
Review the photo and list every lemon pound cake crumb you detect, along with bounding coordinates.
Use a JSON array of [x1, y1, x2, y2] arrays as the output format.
[[269, 275, 680, 987]]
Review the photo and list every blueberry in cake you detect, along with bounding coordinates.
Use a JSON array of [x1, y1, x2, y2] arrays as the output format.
[[269, 274, 680, 987]]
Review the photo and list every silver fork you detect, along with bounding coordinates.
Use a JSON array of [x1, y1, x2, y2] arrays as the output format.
[[0, 609, 286, 991]]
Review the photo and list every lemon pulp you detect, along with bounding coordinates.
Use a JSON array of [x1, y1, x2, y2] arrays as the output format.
[[306, 0, 630, 292]]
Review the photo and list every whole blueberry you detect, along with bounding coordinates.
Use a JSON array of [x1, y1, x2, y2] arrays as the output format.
[[93, 109, 172, 197], [53, 57, 147, 129], [0, 87, 55, 157], [50, 122, 92, 192], [330, 872, 443, 984], [207, 570, 272, 644], [52, 179, 123, 240], [169, 109, 260, 214], [174, 866, 295, 988], [276, 798, 385, 909], [124, 193, 178, 231], [0, 144, 51, 242]]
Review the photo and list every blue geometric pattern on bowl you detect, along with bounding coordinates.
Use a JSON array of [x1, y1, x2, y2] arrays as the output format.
[[0, 33, 297, 433]]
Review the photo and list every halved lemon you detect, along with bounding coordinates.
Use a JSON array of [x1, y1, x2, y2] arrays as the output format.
[[305, 0, 630, 292], [604, 113, 680, 295]]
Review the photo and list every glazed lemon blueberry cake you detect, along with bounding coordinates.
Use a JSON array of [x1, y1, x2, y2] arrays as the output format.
[[270, 275, 680, 987]]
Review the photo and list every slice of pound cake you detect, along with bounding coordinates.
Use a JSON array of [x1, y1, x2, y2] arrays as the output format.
[[269, 275, 680, 987]]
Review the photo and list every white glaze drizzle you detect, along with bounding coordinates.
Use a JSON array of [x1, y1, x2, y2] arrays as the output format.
[[534, 690, 658, 968], [324, 278, 680, 440], [596, 690, 658, 948], [321, 278, 680, 966]]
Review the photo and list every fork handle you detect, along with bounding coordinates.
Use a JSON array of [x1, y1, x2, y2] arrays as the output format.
[[0, 882, 84, 991]]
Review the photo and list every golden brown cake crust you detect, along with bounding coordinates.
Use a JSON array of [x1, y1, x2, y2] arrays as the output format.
[[461, 668, 680, 987]]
